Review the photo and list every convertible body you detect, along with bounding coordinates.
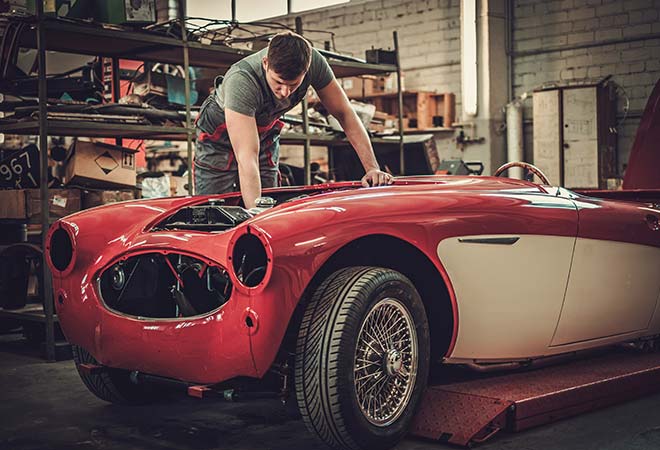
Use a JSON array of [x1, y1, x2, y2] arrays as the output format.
[[48, 178, 660, 383], [47, 78, 660, 450]]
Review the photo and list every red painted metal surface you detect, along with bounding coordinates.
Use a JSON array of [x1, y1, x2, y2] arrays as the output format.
[[77, 363, 103, 375], [574, 189, 660, 204], [623, 77, 660, 190], [187, 385, 212, 399], [46, 175, 659, 386], [410, 389, 511, 446], [571, 194, 660, 247], [410, 348, 660, 446]]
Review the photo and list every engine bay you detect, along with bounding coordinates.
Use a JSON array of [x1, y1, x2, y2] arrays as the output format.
[[151, 192, 315, 232], [99, 252, 232, 319], [154, 202, 255, 232]]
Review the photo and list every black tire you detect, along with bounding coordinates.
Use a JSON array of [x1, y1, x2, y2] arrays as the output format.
[[72, 345, 157, 405], [295, 267, 430, 450]]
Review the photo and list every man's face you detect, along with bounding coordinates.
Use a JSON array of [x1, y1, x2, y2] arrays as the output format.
[[263, 57, 306, 100]]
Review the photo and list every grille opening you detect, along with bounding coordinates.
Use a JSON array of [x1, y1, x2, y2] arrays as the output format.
[[99, 253, 232, 319], [232, 234, 268, 288], [50, 228, 73, 272]]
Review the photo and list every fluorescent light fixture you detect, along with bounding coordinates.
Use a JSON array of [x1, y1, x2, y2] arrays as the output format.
[[461, 0, 478, 116]]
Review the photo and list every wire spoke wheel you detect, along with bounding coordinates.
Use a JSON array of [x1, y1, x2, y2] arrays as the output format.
[[296, 267, 430, 450], [354, 298, 418, 427]]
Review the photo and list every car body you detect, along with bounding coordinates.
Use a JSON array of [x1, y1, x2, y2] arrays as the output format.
[[49, 177, 660, 369], [47, 79, 660, 450], [47, 175, 660, 448]]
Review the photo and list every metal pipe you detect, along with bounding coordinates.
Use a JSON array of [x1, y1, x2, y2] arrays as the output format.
[[394, 31, 405, 175], [36, 0, 55, 362], [464, 361, 524, 372], [177, 0, 194, 195], [465, 351, 581, 373], [506, 0, 513, 103], [558, 89, 565, 186], [296, 17, 311, 185], [167, 0, 178, 21], [506, 101, 523, 178], [111, 58, 123, 147]]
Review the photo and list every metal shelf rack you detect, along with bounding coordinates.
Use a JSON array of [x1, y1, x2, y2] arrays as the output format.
[[0, 12, 403, 360]]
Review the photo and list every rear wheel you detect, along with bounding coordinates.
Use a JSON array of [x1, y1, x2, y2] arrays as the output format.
[[72, 345, 157, 405], [295, 267, 430, 450]]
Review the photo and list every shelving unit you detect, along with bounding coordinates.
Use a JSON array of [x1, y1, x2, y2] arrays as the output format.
[[13, 17, 395, 77], [280, 133, 400, 146], [350, 91, 455, 131], [0, 13, 402, 360], [1, 16, 401, 177], [0, 121, 191, 139]]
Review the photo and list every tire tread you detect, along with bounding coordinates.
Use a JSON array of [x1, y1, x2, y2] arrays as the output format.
[[296, 266, 428, 450]]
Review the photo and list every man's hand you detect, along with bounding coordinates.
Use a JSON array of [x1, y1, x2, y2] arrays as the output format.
[[361, 168, 394, 187]]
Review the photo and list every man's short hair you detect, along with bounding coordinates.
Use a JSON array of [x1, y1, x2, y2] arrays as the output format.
[[267, 31, 312, 81]]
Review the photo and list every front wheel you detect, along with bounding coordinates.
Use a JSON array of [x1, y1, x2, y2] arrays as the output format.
[[295, 267, 430, 450]]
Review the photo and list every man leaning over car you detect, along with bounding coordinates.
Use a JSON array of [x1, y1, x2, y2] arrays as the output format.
[[194, 30, 392, 208]]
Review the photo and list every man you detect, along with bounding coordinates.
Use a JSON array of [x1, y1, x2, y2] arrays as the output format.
[[194, 30, 392, 208]]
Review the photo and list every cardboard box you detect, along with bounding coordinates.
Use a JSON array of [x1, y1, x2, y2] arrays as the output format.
[[82, 189, 136, 209], [0, 189, 81, 222], [341, 77, 364, 98], [382, 73, 404, 93], [65, 141, 138, 189], [342, 75, 387, 98], [363, 77, 381, 96]]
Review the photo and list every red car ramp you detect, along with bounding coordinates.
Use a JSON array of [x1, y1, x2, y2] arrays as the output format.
[[409, 346, 660, 446]]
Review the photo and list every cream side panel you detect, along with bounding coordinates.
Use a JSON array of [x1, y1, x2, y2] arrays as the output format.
[[551, 239, 660, 346], [643, 287, 660, 336], [439, 235, 575, 360]]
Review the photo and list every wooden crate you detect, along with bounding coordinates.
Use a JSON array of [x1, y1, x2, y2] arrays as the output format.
[[354, 91, 455, 130]]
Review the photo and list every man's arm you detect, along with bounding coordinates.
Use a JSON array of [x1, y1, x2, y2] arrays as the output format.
[[225, 108, 261, 209], [317, 79, 393, 187]]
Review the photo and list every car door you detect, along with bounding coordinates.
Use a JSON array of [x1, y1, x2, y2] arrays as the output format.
[[551, 196, 660, 346], [439, 189, 578, 360]]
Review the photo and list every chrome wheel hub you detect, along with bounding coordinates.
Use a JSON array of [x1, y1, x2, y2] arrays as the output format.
[[385, 349, 403, 376], [353, 298, 418, 427]]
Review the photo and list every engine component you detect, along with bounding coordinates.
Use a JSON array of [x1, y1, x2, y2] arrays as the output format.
[[99, 252, 232, 318], [154, 203, 253, 231]]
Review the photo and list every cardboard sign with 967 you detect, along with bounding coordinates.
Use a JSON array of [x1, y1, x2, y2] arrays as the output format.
[[0, 144, 40, 189]]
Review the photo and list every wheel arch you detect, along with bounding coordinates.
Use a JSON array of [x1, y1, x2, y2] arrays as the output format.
[[281, 234, 455, 363]]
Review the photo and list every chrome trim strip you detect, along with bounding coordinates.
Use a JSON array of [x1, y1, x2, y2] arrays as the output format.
[[458, 237, 520, 245]]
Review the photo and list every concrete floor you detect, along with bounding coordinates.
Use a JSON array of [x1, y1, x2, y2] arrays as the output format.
[[2, 332, 660, 450]]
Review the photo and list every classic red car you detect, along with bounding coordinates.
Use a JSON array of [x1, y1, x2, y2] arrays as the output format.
[[47, 81, 660, 450]]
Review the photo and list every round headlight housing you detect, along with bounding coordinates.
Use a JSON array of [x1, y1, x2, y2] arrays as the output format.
[[229, 227, 272, 290], [47, 224, 75, 275]]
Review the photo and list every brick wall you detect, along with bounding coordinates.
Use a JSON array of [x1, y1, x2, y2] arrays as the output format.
[[273, 0, 462, 163], [512, 0, 660, 176], [284, 0, 461, 103]]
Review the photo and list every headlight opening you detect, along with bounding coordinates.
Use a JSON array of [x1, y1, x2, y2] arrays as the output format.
[[230, 229, 271, 289], [47, 223, 76, 275]]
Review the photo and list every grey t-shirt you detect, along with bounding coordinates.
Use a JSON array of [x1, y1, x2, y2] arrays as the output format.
[[217, 47, 334, 127], [194, 47, 334, 171]]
